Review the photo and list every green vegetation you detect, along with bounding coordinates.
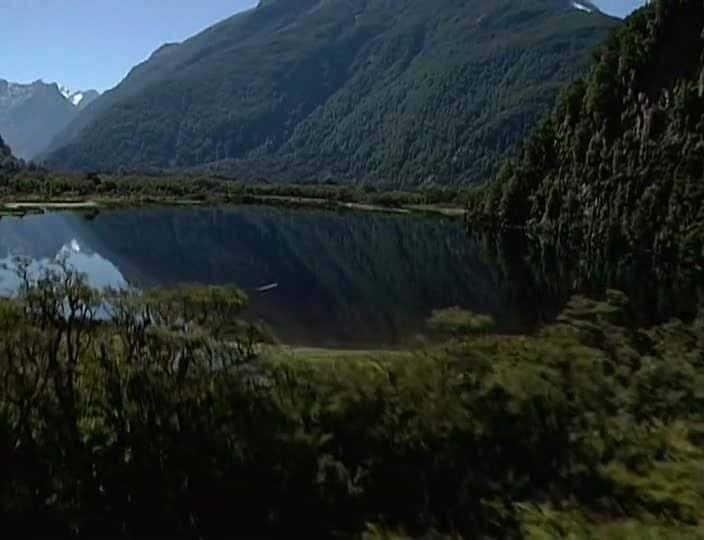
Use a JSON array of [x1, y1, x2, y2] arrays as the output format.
[[426, 307, 495, 338], [471, 228, 704, 329], [0, 171, 474, 216], [4, 2, 704, 538], [0, 134, 20, 174], [3, 262, 704, 538], [44, 0, 615, 185], [472, 0, 704, 273]]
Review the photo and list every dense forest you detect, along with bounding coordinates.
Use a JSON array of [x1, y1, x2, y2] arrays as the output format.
[[2, 263, 704, 538], [44, 0, 616, 185], [472, 0, 704, 273]]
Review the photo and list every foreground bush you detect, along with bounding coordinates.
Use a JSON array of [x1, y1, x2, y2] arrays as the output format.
[[0, 266, 703, 538]]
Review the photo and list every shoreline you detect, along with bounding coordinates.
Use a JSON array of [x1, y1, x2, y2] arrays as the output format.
[[0, 195, 467, 219]]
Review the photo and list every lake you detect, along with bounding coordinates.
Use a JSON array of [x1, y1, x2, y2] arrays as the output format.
[[0, 206, 699, 347], [0, 207, 510, 347]]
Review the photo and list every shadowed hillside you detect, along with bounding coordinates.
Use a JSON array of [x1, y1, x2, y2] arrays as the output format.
[[0, 133, 20, 173], [45, 0, 616, 185]]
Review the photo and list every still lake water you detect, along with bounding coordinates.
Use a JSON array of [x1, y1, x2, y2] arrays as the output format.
[[0, 206, 520, 347], [0, 206, 699, 346]]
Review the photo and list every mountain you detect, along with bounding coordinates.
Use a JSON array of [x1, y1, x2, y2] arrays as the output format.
[[0, 80, 101, 161], [59, 86, 101, 110], [0, 134, 11, 159], [572, 1, 599, 13], [477, 0, 704, 266], [45, 0, 617, 185], [0, 79, 78, 161], [0, 133, 20, 172]]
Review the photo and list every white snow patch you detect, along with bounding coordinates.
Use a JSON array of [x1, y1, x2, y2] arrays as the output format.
[[70, 92, 85, 106], [58, 85, 72, 99], [573, 2, 593, 12], [56, 85, 88, 107]]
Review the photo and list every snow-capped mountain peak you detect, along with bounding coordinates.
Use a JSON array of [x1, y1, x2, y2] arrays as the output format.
[[58, 84, 72, 99], [573, 2, 594, 12], [70, 92, 86, 107], [57, 84, 100, 109]]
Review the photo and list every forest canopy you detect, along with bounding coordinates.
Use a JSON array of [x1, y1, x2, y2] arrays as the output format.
[[472, 0, 704, 270]]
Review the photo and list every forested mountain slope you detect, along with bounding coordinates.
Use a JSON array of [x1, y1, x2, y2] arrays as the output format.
[[45, 0, 616, 185], [0, 134, 20, 172], [476, 0, 704, 266]]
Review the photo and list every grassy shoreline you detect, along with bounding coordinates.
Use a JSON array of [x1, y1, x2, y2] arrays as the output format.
[[0, 171, 476, 218], [0, 193, 468, 218]]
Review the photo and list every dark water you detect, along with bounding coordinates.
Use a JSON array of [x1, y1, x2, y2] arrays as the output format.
[[0, 207, 512, 347], [0, 207, 700, 347]]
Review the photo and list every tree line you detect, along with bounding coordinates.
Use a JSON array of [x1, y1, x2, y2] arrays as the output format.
[[470, 0, 704, 276]]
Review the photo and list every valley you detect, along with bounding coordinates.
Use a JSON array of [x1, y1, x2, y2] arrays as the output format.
[[3, 0, 704, 539]]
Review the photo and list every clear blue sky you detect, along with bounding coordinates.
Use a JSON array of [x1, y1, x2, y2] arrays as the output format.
[[595, 0, 647, 17], [0, 0, 257, 91], [0, 0, 645, 92]]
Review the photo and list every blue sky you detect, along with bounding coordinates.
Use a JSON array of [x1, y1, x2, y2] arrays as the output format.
[[595, 0, 647, 17], [0, 0, 645, 92], [0, 0, 257, 91]]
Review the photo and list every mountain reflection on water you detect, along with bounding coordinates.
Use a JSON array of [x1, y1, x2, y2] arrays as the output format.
[[0, 207, 698, 347], [0, 238, 128, 295], [0, 208, 516, 347]]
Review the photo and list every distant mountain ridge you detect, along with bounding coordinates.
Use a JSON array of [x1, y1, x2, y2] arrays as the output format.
[[45, 0, 618, 185], [0, 79, 100, 160]]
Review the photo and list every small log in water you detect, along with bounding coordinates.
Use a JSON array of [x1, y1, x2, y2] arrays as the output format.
[[256, 283, 279, 293]]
